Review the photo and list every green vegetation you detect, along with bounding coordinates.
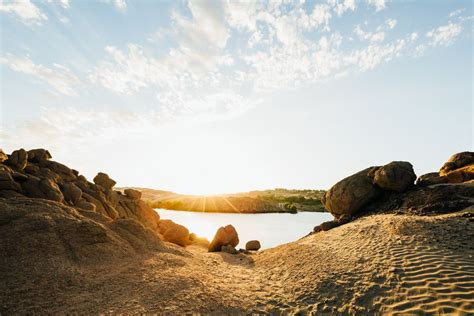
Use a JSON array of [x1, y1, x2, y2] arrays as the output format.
[[137, 187, 327, 214]]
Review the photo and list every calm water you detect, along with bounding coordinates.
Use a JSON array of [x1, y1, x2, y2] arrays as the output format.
[[156, 209, 333, 249]]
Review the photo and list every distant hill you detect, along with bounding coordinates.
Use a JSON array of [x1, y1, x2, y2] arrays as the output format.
[[121, 187, 327, 213]]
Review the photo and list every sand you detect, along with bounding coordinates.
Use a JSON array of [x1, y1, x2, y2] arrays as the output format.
[[2, 210, 473, 314]]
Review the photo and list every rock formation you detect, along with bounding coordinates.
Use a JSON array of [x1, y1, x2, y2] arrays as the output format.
[[319, 152, 473, 232], [0, 148, 200, 247], [208, 225, 239, 252]]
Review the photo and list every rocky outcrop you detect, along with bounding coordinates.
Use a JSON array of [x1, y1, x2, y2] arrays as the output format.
[[208, 225, 239, 252], [245, 240, 261, 251], [0, 148, 197, 247], [321, 152, 473, 226], [322, 161, 417, 218], [417, 152, 474, 186]]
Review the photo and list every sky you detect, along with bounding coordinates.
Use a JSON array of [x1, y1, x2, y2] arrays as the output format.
[[0, 0, 472, 195]]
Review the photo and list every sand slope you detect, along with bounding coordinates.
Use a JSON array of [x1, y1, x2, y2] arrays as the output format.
[[1, 210, 473, 314]]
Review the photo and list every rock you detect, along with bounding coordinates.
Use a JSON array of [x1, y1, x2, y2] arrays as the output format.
[[0, 166, 21, 191], [0, 149, 8, 163], [221, 244, 238, 254], [372, 161, 416, 192], [245, 240, 261, 251], [6, 149, 28, 170], [124, 188, 142, 200], [320, 220, 338, 231], [39, 178, 64, 202], [444, 164, 474, 184], [76, 199, 96, 211], [416, 172, 448, 186], [93, 172, 116, 189], [21, 176, 64, 202], [158, 219, 190, 246], [208, 224, 239, 252], [322, 167, 381, 217], [60, 182, 82, 205], [27, 149, 52, 162], [439, 152, 474, 176], [336, 214, 352, 225], [364, 183, 474, 216]]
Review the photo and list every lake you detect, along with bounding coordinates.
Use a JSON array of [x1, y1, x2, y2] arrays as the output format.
[[156, 209, 333, 249]]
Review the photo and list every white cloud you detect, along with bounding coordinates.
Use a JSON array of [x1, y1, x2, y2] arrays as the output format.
[[46, 0, 70, 9], [101, 0, 127, 12], [224, 0, 257, 31], [0, 54, 79, 96], [449, 8, 465, 18], [426, 22, 462, 47], [0, 0, 47, 24], [367, 0, 387, 12], [328, 0, 356, 16], [354, 25, 385, 42], [386, 18, 397, 29]]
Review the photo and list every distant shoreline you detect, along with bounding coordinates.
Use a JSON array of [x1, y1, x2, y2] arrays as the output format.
[[154, 207, 328, 214]]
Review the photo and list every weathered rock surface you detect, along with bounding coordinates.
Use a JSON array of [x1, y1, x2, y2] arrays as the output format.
[[124, 188, 142, 200], [6, 149, 28, 170], [322, 167, 381, 218], [439, 151, 474, 176], [0, 149, 7, 163], [372, 161, 416, 192], [158, 219, 191, 246], [208, 225, 239, 252], [27, 149, 52, 162], [323, 161, 418, 218], [245, 240, 261, 251], [93, 172, 116, 189]]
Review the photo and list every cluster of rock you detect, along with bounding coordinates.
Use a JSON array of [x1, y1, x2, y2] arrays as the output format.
[[207, 224, 261, 254], [0, 148, 201, 247], [315, 152, 473, 233]]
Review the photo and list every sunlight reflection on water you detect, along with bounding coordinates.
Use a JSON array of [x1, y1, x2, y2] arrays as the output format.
[[156, 209, 333, 249]]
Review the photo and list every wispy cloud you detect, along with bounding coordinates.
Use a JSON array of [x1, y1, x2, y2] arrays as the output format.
[[427, 22, 463, 47], [0, 54, 79, 96], [0, 0, 47, 24]]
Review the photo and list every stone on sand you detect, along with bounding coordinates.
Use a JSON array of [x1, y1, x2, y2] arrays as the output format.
[[208, 224, 239, 252]]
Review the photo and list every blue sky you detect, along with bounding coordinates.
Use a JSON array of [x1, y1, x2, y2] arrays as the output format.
[[0, 0, 472, 194]]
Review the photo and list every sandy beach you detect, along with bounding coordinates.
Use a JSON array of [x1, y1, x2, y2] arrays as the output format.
[[3, 208, 472, 314]]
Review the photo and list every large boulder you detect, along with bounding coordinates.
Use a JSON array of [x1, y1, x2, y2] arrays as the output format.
[[208, 225, 239, 252], [27, 148, 52, 162], [439, 152, 474, 176], [93, 172, 116, 189], [6, 149, 28, 170], [124, 188, 142, 200], [372, 161, 416, 192], [322, 167, 381, 218]]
